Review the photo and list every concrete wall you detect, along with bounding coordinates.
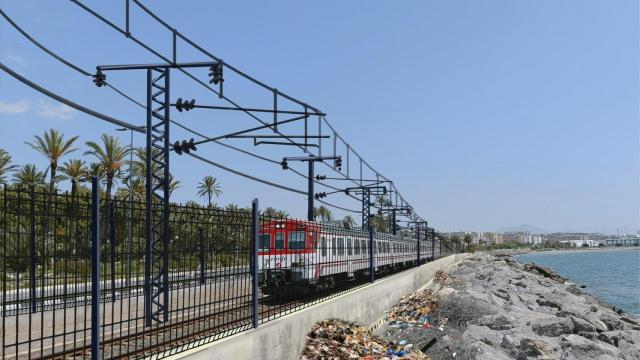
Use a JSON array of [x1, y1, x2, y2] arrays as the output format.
[[170, 253, 469, 360]]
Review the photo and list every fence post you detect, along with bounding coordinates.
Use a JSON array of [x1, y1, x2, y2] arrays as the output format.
[[29, 186, 36, 313], [368, 222, 374, 283], [251, 199, 259, 328], [91, 177, 101, 360], [198, 227, 205, 285], [109, 202, 116, 302], [431, 230, 435, 261], [416, 225, 420, 266]]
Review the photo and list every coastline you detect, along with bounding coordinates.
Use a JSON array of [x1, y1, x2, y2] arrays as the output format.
[[523, 246, 640, 256], [301, 251, 640, 359], [378, 252, 640, 359]]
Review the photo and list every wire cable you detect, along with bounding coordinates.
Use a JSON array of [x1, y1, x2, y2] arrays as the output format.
[[0, 61, 143, 132], [66, 0, 416, 218], [0, 8, 147, 110]]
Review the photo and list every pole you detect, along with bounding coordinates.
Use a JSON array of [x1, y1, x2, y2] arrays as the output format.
[[29, 186, 36, 313], [251, 199, 259, 328], [391, 209, 396, 235], [199, 227, 205, 285], [307, 160, 314, 221], [109, 203, 115, 302], [416, 224, 420, 266], [126, 129, 133, 289], [144, 68, 152, 328], [90, 177, 101, 360], [431, 229, 435, 261], [368, 221, 374, 283]]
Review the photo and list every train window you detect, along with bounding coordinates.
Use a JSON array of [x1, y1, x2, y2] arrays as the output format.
[[275, 233, 284, 250], [288, 231, 305, 250], [321, 237, 327, 257], [362, 240, 367, 253], [347, 238, 353, 255], [337, 238, 345, 255], [332, 238, 336, 256], [259, 234, 271, 251], [354, 239, 360, 255]]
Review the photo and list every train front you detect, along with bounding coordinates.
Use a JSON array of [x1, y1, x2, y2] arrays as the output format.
[[257, 220, 318, 294]]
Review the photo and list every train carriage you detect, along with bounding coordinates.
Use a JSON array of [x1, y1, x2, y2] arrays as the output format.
[[257, 219, 431, 294]]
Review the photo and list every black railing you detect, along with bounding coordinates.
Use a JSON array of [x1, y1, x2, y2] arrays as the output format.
[[0, 183, 460, 359]]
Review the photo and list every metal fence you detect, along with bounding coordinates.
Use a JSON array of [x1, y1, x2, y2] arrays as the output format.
[[0, 183, 461, 359]]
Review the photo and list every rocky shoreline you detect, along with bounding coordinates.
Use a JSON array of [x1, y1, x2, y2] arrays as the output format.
[[301, 252, 640, 359]]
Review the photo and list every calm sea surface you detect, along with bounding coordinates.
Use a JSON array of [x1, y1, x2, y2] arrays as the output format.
[[516, 249, 640, 315]]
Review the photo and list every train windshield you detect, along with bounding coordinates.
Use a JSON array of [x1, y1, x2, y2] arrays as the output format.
[[259, 234, 271, 251], [275, 233, 285, 249], [288, 231, 306, 250]]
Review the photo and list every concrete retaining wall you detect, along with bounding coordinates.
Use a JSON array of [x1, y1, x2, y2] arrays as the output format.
[[170, 253, 470, 360]]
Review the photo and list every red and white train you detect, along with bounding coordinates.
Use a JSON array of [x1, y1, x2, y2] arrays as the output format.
[[257, 219, 431, 294]]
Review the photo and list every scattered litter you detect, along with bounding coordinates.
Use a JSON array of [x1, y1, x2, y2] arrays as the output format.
[[300, 319, 430, 359], [433, 270, 458, 285]]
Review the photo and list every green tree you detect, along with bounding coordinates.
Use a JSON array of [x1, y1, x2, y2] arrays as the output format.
[[84, 134, 130, 205], [197, 176, 222, 206], [0, 148, 17, 184], [26, 129, 78, 193], [263, 207, 289, 219], [313, 206, 333, 223], [463, 233, 473, 250], [342, 215, 357, 229], [59, 159, 87, 201], [12, 164, 46, 189]]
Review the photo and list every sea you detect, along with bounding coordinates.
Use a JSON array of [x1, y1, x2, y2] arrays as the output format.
[[515, 248, 640, 316]]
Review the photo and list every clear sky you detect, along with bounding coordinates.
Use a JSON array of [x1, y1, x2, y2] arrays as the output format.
[[1, 1, 638, 234]]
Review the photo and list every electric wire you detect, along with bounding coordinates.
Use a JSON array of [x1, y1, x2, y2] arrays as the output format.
[[0, 62, 143, 132], [69, 0, 391, 216], [0, 62, 361, 213], [0, 8, 147, 110], [127, 0, 422, 221], [1, 10, 359, 214]]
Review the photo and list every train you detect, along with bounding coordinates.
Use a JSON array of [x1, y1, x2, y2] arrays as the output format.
[[257, 219, 432, 294]]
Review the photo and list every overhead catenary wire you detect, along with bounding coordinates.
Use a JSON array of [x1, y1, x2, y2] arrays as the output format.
[[0, 62, 143, 132], [68, 0, 398, 217], [1, 8, 360, 213], [0, 8, 147, 110], [0, 61, 361, 213]]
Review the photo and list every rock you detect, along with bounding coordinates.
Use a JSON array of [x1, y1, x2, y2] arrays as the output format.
[[519, 338, 559, 358], [531, 317, 574, 337], [570, 316, 598, 333], [560, 334, 618, 359], [536, 296, 562, 310], [478, 314, 516, 330], [598, 330, 640, 349], [470, 341, 512, 360]]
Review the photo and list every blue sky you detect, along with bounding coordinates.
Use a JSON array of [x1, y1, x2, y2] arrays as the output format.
[[1, 1, 638, 233]]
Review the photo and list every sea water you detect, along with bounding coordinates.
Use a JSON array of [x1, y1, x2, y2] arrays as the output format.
[[516, 249, 640, 315]]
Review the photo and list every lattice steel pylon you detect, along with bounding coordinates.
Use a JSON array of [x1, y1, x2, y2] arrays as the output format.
[[361, 187, 371, 230], [95, 61, 215, 327], [145, 67, 170, 325]]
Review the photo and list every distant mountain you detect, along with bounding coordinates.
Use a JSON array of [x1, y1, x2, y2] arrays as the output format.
[[498, 224, 548, 234]]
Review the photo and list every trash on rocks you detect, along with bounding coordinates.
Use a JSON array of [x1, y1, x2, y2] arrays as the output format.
[[300, 319, 430, 359], [387, 289, 439, 326], [433, 270, 458, 285]]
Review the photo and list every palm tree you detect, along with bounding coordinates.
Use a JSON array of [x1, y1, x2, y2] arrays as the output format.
[[115, 177, 145, 202], [0, 148, 17, 184], [342, 215, 357, 229], [12, 164, 46, 189], [84, 134, 130, 205], [313, 206, 333, 223], [59, 159, 86, 201], [197, 176, 222, 206], [26, 129, 78, 193]]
